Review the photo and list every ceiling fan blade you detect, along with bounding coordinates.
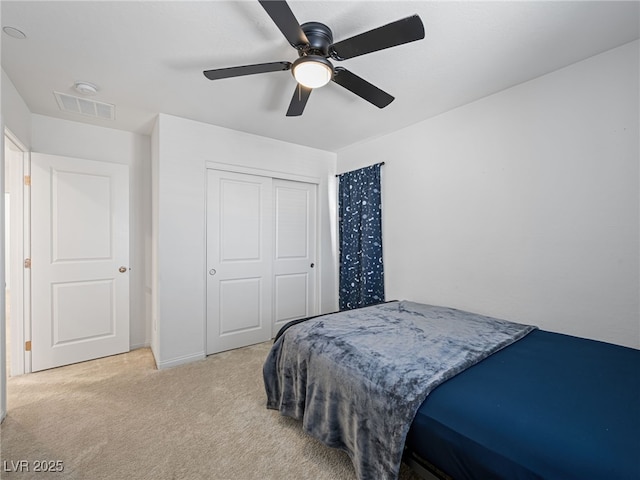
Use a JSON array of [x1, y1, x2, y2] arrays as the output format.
[[332, 68, 394, 108], [286, 84, 312, 116], [258, 0, 308, 48], [203, 61, 291, 80], [330, 15, 424, 60]]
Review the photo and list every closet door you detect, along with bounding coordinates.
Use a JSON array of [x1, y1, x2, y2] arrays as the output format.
[[272, 179, 317, 336], [206, 170, 273, 354]]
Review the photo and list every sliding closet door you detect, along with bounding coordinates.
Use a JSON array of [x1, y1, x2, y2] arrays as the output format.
[[206, 170, 318, 354], [272, 179, 317, 336], [206, 170, 273, 354]]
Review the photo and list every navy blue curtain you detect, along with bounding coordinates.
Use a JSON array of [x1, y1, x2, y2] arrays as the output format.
[[338, 163, 384, 310]]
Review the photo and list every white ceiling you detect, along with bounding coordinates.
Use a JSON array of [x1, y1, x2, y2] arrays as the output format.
[[2, 1, 638, 152]]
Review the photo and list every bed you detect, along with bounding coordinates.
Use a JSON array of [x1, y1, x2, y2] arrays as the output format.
[[263, 300, 640, 480]]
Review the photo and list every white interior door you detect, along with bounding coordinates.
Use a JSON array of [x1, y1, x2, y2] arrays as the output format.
[[272, 179, 316, 336], [31, 153, 129, 372], [206, 170, 273, 354]]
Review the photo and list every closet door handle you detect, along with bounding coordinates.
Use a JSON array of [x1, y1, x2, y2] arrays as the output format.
[[209, 268, 217, 276]]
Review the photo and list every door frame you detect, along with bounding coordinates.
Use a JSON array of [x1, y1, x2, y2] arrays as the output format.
[[205, 161, 321, 345], [206, 162, 321, 186], [4, 129, 30, 376]]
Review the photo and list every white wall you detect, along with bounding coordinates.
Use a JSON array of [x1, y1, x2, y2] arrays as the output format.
[[337, 41, 639, 349], [31, 115, 152, 349], [1, 69, 31, 148], [151, 114, 337, 368]]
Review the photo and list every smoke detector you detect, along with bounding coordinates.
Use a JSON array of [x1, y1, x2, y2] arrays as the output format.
[[2, 26, 27, 39], [73, 81, 98, 95]]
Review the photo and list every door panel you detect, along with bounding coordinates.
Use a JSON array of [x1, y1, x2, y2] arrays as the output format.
[[219, 278, 262, 334], [272, 180, 317, 336], [275, 186, 310, 258], [31, 153, 129, 372], [53, 170, 112, 260], [52, 280, 114, 343], [220, 180, 263, 261], [274, 273, 309, 322], [206, 170, 272, 354]]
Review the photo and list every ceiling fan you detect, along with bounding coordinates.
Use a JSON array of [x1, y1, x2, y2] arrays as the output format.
[[203, 0, 425, 116]]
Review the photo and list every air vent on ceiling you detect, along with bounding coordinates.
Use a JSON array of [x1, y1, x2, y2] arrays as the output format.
[[54, 91, 115, 120]]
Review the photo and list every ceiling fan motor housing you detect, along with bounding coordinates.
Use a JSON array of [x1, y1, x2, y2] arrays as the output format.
[[300, 22, 333, 56]]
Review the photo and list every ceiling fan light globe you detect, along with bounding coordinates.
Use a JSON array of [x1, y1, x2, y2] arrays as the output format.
[[292, 56, 333, 89]]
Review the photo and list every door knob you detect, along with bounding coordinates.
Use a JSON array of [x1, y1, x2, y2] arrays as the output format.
[[119, 266, 128, 273], [209, 268, 217, 276]]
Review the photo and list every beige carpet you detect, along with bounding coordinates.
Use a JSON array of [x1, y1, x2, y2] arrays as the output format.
[[1, 342, 421, 480]]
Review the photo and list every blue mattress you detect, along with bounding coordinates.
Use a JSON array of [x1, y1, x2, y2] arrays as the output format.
[[406, 329, 640, 479]]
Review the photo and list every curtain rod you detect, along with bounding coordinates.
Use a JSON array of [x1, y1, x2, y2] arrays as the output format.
[[335, 162, 385, 177]]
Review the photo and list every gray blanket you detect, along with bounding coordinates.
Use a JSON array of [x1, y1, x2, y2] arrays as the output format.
[[263, 301, 536, 480]]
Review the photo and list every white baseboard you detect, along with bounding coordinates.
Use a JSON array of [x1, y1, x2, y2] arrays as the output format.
[[154, 351, 205, 370]]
